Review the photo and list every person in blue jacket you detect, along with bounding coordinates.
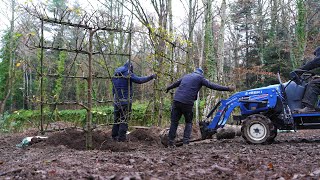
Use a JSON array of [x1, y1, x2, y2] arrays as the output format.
[[297, 46, 320, 113], [165, 68, 235, 146], [112, 61, 156, 142]]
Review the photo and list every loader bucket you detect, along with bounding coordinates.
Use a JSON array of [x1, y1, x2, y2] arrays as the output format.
[[199, 121, 217, 140]]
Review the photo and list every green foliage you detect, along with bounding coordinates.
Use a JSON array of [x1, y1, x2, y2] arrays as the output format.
[[57, 109, 87, 125], [11, 68, 24, 109], [204, 0, 216, 81], [33, 49, 50, 107], [295, 0, 307, 67], [0, 112, 10, 132], [0, 58, 9, 101], [0, 101, 173, 132], [131, 103, 148, 125], [53, 51, 66, 100], [0, 96, 214, 132], [0, 30, 23, 111], [76, 78, 86, 101], [0, 31, 12, 100], [1, 110, 41, 132]]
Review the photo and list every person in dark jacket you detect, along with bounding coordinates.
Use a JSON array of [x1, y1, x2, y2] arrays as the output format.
[[112, 61, 156, 141], [298, 46, 320, 113], [165, 68, 235, 146]]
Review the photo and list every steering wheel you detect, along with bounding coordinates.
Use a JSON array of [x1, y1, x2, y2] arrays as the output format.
[[290, 69, 315, 84]]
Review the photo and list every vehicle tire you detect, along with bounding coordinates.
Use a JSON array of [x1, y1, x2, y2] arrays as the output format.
[[267, 125, 278, 143], [160, 129, 170, 147], [241, 114, 274, 144]]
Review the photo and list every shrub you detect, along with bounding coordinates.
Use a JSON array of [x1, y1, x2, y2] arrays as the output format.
[[0, 101, 173, 132]]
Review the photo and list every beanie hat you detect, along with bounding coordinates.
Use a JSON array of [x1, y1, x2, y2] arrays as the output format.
[[124, 61, 133, 72], [314, 46, 320, 56], [195, 68, 204, 75]]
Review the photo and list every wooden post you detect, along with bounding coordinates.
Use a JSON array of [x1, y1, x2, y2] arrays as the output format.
[[40, 19, 44, 135], [86, 29, 94, 150]]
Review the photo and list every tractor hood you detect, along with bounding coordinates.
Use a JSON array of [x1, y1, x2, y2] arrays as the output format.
[[243, 84, 280, 95]]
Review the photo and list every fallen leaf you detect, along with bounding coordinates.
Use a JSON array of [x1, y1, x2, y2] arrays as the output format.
[[267, 162, 274, 170]]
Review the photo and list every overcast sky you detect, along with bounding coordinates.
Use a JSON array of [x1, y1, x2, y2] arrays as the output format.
[[0, 0, 190, 36]]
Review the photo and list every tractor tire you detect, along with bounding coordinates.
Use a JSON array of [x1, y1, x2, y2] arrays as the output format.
[[267, 125, 278, 143], [241, 114, 275, 144], [160, 129, 170, 147]]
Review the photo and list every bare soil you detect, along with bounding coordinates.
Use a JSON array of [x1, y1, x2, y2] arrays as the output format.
[[1, 125, 320, 180]]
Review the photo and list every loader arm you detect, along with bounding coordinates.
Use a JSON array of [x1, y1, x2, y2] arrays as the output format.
[[206, 87, 280, 130]]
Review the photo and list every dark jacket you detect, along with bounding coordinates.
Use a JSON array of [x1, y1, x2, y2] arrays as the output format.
[[112, 62, 154, 105], [166, 72, 231, 105], [301, 47, 320, 71]]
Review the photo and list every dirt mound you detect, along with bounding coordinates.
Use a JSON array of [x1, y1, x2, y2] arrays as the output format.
[[44, 128, 86, 150], [40, 127, 162, 152], [128, 128, 161, 145]]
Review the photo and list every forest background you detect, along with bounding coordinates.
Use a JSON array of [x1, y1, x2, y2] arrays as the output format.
[[0, 0, 319, 138]]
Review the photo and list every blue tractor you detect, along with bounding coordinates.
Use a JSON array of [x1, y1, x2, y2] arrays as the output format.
[[200, 70, 320, 144]]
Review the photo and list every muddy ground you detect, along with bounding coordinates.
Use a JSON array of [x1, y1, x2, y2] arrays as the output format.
[[1, 124, 320, 180]]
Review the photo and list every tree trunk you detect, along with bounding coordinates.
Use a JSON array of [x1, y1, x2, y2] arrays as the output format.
[[203, 0, 216, 118], [256, 0, 265, 65], [295, 0, 307, 67], [86, 29, 95, 150], [217, 0, 226, 84], [186, 0, 194, 73], [151, 0, 168, 126], [168, 0, 174, 103]]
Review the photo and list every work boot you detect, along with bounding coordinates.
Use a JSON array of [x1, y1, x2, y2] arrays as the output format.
[[182, 142, 191, 149], [112, 136, 118, 142], [168, 144, 176, 149], [182, 145, 191, 151], [118, 138, 128, 142], [297, 106, 316, 113], [168, 140, 176, 148]]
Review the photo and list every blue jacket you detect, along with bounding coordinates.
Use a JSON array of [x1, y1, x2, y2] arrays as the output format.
[[301, 47, 320, 71], [166, 72, 231, 105], [112, 62, 154, 105]]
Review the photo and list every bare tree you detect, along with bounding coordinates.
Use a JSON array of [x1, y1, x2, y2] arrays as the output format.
[[0, 0, 16, 115], [122, 0, 170, 125], [185, 0, 203, 72], [216, 0, 226, 84]]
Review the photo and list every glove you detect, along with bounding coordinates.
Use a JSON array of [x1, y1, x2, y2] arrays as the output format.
[[293, 69, 306, 75], [152, 74, 157, 79], [228, 85, 236, 91], [312, 75, 320, 80]]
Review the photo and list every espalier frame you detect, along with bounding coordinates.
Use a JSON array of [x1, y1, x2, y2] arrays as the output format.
[[23, 4, 189, 149]]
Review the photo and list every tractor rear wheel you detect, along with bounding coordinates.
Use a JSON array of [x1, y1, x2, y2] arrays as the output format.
[[267, 125, 278, 143], [241, 114, 275, 144]]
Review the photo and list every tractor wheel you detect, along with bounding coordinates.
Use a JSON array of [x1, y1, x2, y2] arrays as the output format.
[[267, 125, 278, 143], [160, 129, 170, 147], [241, 114, 274, 144]]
